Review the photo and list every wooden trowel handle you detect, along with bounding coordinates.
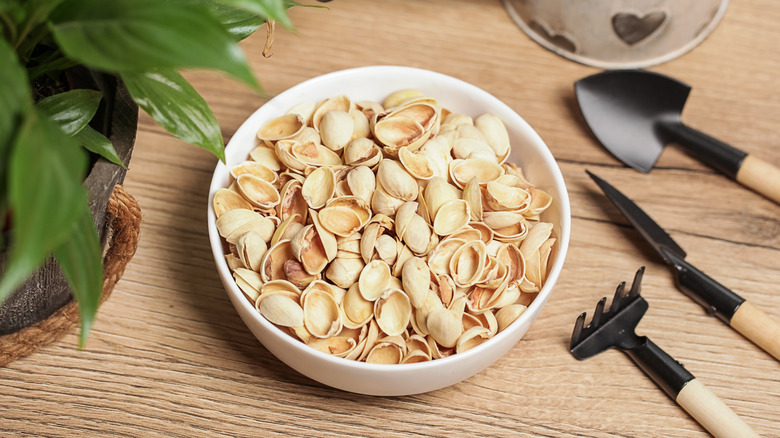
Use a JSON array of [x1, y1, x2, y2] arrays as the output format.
[[730, 300, 780, 361], [676, 379, 760, 438], [736, 154, 780, 204]]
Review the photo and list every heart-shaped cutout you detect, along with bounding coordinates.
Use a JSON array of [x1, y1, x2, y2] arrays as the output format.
[[612, 11, 667, 46], [529, 20, 577, 53]]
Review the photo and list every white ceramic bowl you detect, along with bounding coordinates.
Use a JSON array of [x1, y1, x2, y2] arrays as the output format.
[[208, 66, 571, 396]]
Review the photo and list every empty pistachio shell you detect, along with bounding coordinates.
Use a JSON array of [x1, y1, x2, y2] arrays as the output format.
[[377, 159, 418, 201], [325, 257, 364, 289], [303, 289, 342, 338], [301, 166, 336, 209], [342, 283, 374, 328], [236, 174, 281, 209], [343, 137, 382, 167], [449, 240, 487, 287], [449, 158, 504, 188], [455, 326, 491, 354], [365, 339, 404, 364], [374, 289, 412, 337], [402, 256, 430, 308], [320, 110, 354, 151], [230, 161, 277, 184], [249, 146, 282, 171], [426, 308, 462, 349], [260, 239, 295, 282], [233, 268, 263, 301], [485, 181, 530, 212], [236, 231, 267, 272], [496, 303, 527, 332], [256, 113, 305, 142], [433, 199, 471, 236], [475, 113, 511, 162], [346, 166, 376, 205], [424, 176, 461, 220], [212, 188, 253, 218], [259, 294, 304, 327], [358, 260, 392, 301], [312, 95, 352, 131], [383, 89, 424, 110]]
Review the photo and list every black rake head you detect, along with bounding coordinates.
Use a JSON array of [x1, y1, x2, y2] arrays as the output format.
[[570, 267, 649, 359]]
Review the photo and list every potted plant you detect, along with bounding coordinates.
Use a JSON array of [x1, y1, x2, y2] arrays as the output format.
[[0, 0, 314, 357]]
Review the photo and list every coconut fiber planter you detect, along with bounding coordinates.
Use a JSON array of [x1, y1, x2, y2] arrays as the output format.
[[0, 72, 140, 365]]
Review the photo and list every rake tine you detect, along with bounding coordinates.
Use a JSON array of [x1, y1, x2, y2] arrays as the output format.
[[609, 281, 628, 314], [570, 312, 587, 349], [591, 297, 607, 328], [629, 266, 646, 298]]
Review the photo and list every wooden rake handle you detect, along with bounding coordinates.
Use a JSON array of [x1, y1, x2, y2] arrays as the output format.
[[736, 154, 780, 204], [730, 300, 780, 361], [676, 379, 760, 438]]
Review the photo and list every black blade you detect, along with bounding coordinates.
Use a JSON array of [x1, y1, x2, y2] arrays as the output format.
[[586, 171, 686, 265]]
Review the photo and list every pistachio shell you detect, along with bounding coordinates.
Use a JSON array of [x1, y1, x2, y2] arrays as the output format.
[[365, 339, 404, 364], [455, 326, 491, 353], [474, 113, 510, 162], [433, 199, 471, 236], [424, 176, 461, 220], [398, 146, 435, 180], [277, 180, 308, 225], [230, 161, 277, 184], [485, 181, 531, 211], [225, 253, 245, 271], [452, 138, 496, 161], [304, 280, 346, 305], [301, 166, 336, 209], [346, 166, 376, 205], [236, 174, 281, 209], [256, 113, 305, 142], [462, 177, 483, 221], [496, 304, 527, 332], [212, 188, 253, 218], [401, 256, 430, 308], [319, 110, 354, 151], [286, 101, 316, 126], [236, 231, 267, 272], [377, 159, 418, 201], [383, 89, 424, 110], [358, 260, 392, 301], [343, 137, 382, 167], [303, 289, 342, 338], [374, 289, 412, 337], [373, 116, 426, 153], [233, 268, 263, 301], [249, 146, 282, 171], [449, 240, 487, 287], [449, 158, 504, 188], [312, 95, 352, 131], [342, 283, 374, 328], [349, 108, 371, 141], [325, 257, 365, 289], [260, 239, 295, 282], [259, 294, 304, 327], [371, 182, 405, 216], [426, 308, 462, 348]]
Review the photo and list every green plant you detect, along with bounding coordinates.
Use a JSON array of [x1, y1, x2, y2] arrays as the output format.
[[0, 0, 313, 346]]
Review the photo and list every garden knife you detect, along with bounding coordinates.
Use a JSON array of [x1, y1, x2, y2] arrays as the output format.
[[586, 170, 780, 361]]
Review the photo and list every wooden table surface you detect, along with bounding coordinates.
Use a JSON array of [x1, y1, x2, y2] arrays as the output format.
[[2, 1, 779, 436]]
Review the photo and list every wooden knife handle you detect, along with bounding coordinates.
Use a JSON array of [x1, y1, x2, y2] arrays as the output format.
[[676, 379, 760, 438], [730, 300, 780, 361], [736, 154, 780, 204]]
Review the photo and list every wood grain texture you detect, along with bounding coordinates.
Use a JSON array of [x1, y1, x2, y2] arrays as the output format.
[[1, 0, 779, 436]]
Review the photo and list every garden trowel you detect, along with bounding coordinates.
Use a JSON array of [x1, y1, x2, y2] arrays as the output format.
[[575, 69, 780, 204]]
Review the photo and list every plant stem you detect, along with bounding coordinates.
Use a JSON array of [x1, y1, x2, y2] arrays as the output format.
[[0, 12, 17, 43]]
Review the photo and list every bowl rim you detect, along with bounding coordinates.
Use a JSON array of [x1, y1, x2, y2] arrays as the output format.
[[208, 65, 571, 372]]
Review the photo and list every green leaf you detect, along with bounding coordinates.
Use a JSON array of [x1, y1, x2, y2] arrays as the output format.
[[53, 203, 103, 348], [75, 124, 126, 168], [206, 1, 266, 40], [122, 68, 225, 162], [0, 38, 30, 219], [216, 0, 292, 29], [36, 89, 102, 135], [50, 0, 259, 90], [0, 111, 88, 302]]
